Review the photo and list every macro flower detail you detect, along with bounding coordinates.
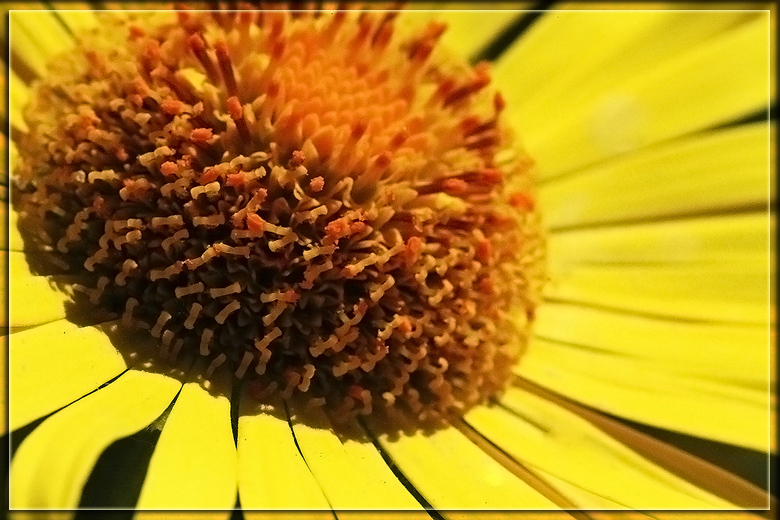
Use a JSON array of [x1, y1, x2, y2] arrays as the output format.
[[12, 9, 543, 421], [3, 3, 774, 516]]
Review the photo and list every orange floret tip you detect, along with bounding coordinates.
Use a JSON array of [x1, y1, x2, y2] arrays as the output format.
[[226, 172, 247, 187], [290, 150, 306, 168], [442, 178, 468, 194], [162, 98, 184, 115], [309, 176, 325, 192], [227, 96, 243, 120], [508, 191, 535, 211], [199, 167, 220, 184], [190, 127, 214, 143], [160, 161, 179, 177]]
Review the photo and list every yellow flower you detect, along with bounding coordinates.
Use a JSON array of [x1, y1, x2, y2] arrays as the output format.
[[1, 3, 774, 519]]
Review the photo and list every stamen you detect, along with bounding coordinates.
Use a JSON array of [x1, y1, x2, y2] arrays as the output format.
[[235, 351, 254, 379], [151, 311, 172, 338], [184, 302, 203, 330], [176, 282, 205, 298], [210, 282, 242, 298], [215, 300, 241, 324], [255, 327, 282, 352], [200, 328, 214, 356]]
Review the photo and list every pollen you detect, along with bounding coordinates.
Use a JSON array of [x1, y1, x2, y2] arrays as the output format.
[[12, 8, 545, 423]]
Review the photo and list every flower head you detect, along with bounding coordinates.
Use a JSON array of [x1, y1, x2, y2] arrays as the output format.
[[4, 3, 774, 515], [12, 8, 544, 423]]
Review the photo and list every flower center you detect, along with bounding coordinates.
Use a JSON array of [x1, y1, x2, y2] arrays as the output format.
[[12, 9, 544, 423]]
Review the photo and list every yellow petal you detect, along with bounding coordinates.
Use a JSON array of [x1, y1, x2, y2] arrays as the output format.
[[499, 7, 762, 135], [285, 401, 425, 511], [1, 203, 9, 249], [465, 388, 735, 509], [0, 336, 7, 435], [11, 366, 183, 509], [133, 514, 234, 520], [649, 514, 769, 520], [136, 373, 237, 512], [540, 123, 771, 230], [49, 4, 100, 34], [513, 378, 772, 510], [10, 10, 73, 81], [4, 251, 72, 329], [244, 514, 333, 520], [515, 337, 771, 452], [5, 207, 26, 252], [365, 416, 557, 509], [556, 1, 771, 8], [1, 2, 50, 57], [237, 394, 331, 510], [101, 2, 175, 9], [1, 132, 8, 186], [9, 70, 30, 132], [8, 320, 141, 432], [544, 211, 773, 326], [548, 213, 772, 268], [533, 302, 770, 385], [544, 260, 770, 324], [497, 12, 770, 179]]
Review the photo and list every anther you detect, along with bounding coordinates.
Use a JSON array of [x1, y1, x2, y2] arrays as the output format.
[[151, 311, 172, 338], [235, 351, 254, 379], [184, 302, 203, 330], [215, 300, 241, 324]]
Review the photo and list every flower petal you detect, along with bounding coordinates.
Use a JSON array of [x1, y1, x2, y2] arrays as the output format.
[[533, 301, 769, 386], [10, 366, 183, 509], [48, 4, 100, 34], [548, 212, 772, 268], [465, 387, 735, 509], [133, 514, 234, 520], [243, 514, 333, 520], [1, 132, 8, 186], [8, 320, 141, 432], [0, 336, 7, 435], [543, 212, 772, 325], [10, 10, 73, 81], [515, 336, 771, 452], [498, 7, 762, 130], [543, 261, 770, 324], [540, 123, 771, 231], [648, 514, 768, 520], [4, 207, 26, 252], [9, 71, 30, 132], [365, 416, 557, 509], [136, 373, 237, 512], [513, 377, 772, 510], [496, 11, 770, 179], [1, 2, 51, 56], [237, 394, 331, 510], [4, 251, 72, 328], [286, 401, 426, 511]]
